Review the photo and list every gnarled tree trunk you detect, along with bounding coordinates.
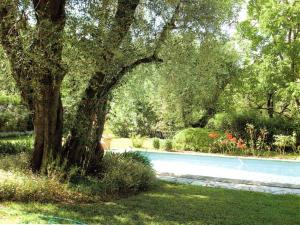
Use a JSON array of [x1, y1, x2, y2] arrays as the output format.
[[63, 72, 109, 172]]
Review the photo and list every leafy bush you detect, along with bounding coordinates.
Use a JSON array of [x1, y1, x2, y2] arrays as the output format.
[[131, 136, 145, 148], [153, 138, 160, 149], [211, 112, 299, 143], [0, 139, 33, 154], [173, 128, 223, 152], [99, 152, 156, 196], [273, 133, 297, 154], [164, 139, 173, 151], [207, 113, 231, 130]]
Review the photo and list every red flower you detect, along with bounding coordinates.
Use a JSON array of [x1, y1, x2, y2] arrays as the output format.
[[226, 133, 233, 140]]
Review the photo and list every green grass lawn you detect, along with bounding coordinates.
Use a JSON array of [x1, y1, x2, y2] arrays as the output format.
[[1, 181, 299, 225]]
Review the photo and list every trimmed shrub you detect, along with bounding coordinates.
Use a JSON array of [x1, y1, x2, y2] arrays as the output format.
[[173, 128, 223, 152], [164, 139, 173, 151], [131, 136, 144, 148], [0, 131, 33, 139], [153, 138, 160, 149]]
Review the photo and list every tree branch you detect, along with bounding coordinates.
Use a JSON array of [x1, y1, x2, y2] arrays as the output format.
[[106, 54, 163, 92], [103, 0, 140, 58], [154, 0, 182, 57], [105, 0, 183, 91]]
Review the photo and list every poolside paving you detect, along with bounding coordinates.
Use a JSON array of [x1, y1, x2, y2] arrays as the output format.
[[157, 173, 300, 195]]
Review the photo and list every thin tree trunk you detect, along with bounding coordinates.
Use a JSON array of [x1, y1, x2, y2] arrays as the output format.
[[267, 92, 274, 118]]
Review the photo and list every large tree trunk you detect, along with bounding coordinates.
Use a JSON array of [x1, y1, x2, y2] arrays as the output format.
[[31, 86, 63, 172]]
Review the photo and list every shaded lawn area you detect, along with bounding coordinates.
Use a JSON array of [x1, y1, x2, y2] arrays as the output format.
[[0, 181, 299, 225]]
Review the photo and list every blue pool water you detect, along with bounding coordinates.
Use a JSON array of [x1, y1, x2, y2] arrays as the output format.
[[115, 150, 300, 185]]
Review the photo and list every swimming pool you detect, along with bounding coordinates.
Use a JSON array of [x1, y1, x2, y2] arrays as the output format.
[[114, 149, 300, 185]]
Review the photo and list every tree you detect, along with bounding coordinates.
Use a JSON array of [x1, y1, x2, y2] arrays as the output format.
[[62, 0, 239, 170], [0, 0, 67, 172], [237, 0, 300, 118], [0, 0, 239, 172]]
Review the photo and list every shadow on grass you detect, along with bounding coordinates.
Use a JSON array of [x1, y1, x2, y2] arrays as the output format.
[[3, 181, 300, 225]]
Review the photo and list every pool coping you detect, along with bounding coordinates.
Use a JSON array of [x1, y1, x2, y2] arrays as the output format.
[[157, 172, 300, 189], [114, 148, 300, 162], [157, 173, 300, 195]]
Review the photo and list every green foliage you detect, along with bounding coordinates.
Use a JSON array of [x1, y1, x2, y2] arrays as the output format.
[[0, 169, 89, 203], [0, 139, 33, 155], [0, 151, 156, 202], [99, 152, 156, 196], [207, 113, 231, 130], [220, 112, 299, 144], [152, 138, 160, 149], [121, 151, 152, 167], [173, 128, 223, 152], [273, 133, 298, 154], [0, 95, 20, 105], [0, 94, 31, 132], [131, 136, 145, 148], [234, 0, 300, 121], [109, 68, 159, 138], [0, 153, 31, 172], [0, 131, 33, 139], [164, 139, 173, 151]]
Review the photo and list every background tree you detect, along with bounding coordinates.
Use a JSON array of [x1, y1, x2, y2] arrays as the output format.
[[237, 0, 300, 118], [109, 35, 240, 137]]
